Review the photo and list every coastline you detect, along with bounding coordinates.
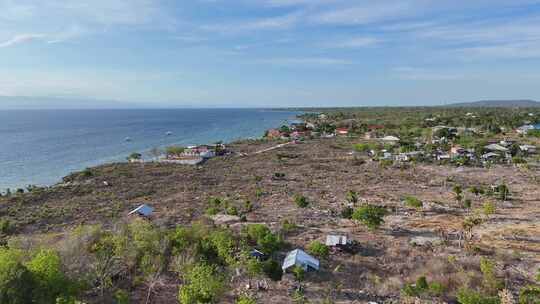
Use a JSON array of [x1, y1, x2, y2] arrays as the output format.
[[0, 108, 303, 191]]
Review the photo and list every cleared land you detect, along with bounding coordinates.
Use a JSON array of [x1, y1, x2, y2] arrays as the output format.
[[1, 136, 539, 303]]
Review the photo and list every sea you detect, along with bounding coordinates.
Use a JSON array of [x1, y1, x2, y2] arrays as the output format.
[[0, 109, 301, 190]]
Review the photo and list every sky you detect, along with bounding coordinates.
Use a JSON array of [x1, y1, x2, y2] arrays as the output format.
[[1, 0, 540, 108]]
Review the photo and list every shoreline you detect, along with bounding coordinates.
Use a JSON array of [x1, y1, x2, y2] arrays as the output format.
[[1, 111, 304, 192]]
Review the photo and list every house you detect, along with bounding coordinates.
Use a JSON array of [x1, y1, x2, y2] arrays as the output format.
[[516, 125, 535, 134], [326, 235, 350, 247], [306, 122, 316, 130], [381, 135, 400, 142], [336, 128, 349, 136], [485, 144, 509, 152], [267, 129, 283, 139], [367, 124, 385, 131], [282, 249, 320, 272], [437, 153, 451, 161], [290, 123, 307, 131], [183, 145, 216, 158], [450, 145, 465, 156], [520, 145, 537, 154], [381, 152, 393, 160], [482, 152, 500, 160], [395, 153, 410, 162], [129, 204, 154, 217]]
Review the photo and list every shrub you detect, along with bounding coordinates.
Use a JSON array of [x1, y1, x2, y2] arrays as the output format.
[[27, 249, 76, 303], [404, 196, 423, 209], [0, 248, 35, 304], [483, 201, 496, 218], [178, 264, 225, 304], [281, 219, 297, 234], [0, 220, 11, 234], [294, 195, 309, 208], [205, 207, 219, 216], [346, 190, 358, 204], [237, 295, 257, 304], [352, 205, 387, 230], [519, 285, 540, 304], [114, 289, 129, 304], [463, 199, 472, 209], [208, 230, 236, 265], [429, 282, 445, 296], [226, 206, 238, 216], [341, 206, 354, 219], [262, 260, 282, 281], [456, 288, 500, 304], [480, 257, 503, 293], [244, 224, 282, 255], [291, 265, 305, 281], [307, 241, 329, 259]]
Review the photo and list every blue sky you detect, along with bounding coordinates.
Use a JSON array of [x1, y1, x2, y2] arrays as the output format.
[[1, 0, 540, 107]]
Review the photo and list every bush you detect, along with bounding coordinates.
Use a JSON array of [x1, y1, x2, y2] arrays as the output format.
[[0, 248, 35, 304], [293, 195, 309, 208], [456, 288, 500, 304], [262, 260, 282, 281], [0, 220, 11, 234], [166, 146, 185, 156], [244, 224, 282, 255], [307, 241, 329, 259], [341, 206, 354, 219], [404, 196, 423, 209], [281, 219, 297, 234], [483, 201, 496, 218], [237, 295, 257, 304], [346, 190, 358, 204], [205, 207, 219, 216], [114, 289, 129, 304], [352, 205, 387, 230], [178, 264, 225, 304], [27, 249, 76, 303], [519, 285, 540, 304], [291, 265, 305, 281]]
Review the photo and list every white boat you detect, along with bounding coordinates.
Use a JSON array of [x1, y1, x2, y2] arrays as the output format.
[[125, 137, 132, 142]]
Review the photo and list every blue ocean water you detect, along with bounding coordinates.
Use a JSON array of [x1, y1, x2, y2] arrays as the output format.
[[0, 109, 300, 190]]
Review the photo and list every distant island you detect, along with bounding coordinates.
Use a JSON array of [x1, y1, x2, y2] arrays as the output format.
[[445, 99, 540, 108]]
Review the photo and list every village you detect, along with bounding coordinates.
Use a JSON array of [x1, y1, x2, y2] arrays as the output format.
[[0, 107, 539, 304]]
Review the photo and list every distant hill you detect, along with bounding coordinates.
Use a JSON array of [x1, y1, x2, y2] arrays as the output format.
[[445, 99, 540, 108], [0, 96, 147, 110]]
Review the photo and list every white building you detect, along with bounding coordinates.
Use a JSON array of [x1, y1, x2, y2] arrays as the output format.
[[282, 249, 320, 272]]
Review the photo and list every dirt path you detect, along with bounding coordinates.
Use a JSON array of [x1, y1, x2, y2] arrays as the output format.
[[252, 141, 293, 154]]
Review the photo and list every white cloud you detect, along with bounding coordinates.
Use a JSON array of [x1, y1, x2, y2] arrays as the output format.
[[0, 33, 45, 48], [201, 12, 302, 33]]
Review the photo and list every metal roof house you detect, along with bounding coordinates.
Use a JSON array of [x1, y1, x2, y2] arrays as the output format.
[[128, 204, 154, 217], [282, 249, 320, 272]]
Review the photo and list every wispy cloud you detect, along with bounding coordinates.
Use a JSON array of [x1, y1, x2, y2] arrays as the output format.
[[256, 56, 354, 67], [201, 12, 302, 33], [392, 67, 464, 80], [328, 36, 382, 48], [0, 33, 45, 48]]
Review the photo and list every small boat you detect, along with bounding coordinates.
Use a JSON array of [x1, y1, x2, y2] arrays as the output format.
[[166, 131, 173, 136], [125, 137, 132, 142]]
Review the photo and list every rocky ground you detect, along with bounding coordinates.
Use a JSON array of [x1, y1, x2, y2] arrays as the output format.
[[1, 137, 539, 303]]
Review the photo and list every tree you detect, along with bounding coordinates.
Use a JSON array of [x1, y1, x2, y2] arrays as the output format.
[[26, 249, 75, 304], [352, 205, 388, 230], [495, 184, 510, 201], [178, 264, 225, 304], [127, 153, 142, 161], [454, 185, 463, 202], [0, 248, 34, 304]]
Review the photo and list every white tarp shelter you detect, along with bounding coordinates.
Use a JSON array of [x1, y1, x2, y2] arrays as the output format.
[[282, 249, 320, 271]]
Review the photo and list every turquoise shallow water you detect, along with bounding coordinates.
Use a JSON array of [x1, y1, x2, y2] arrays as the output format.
[[0, 109, 300, 190]]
